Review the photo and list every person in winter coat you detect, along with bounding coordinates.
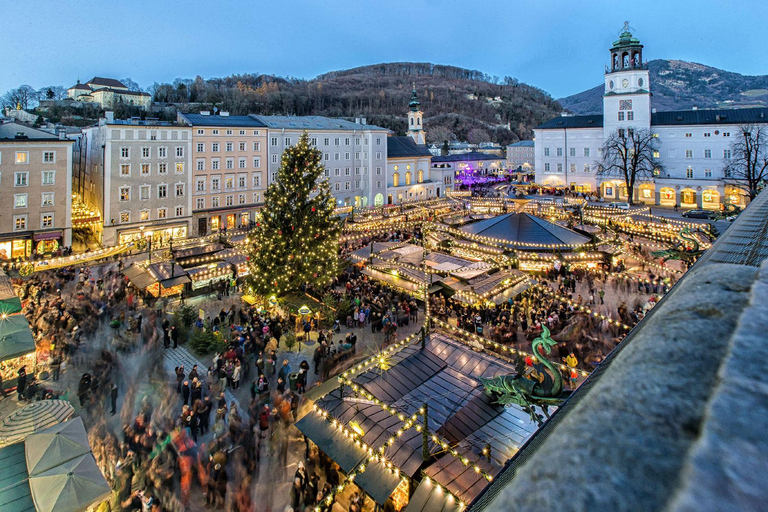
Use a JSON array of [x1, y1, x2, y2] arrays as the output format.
[[232, 361, 241, 390], [259, 405, 270, 438]]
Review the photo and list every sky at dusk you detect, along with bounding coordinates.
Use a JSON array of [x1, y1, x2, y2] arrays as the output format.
[[3, 0, 767, 100]]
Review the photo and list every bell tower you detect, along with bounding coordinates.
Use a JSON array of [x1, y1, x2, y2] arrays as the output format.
[[603, 22, 651, 136], [407, 84, 426, 145]]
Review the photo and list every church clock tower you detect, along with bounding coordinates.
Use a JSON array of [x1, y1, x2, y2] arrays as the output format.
[[407, 84, 426, 145], [603, 22, 651, 136]]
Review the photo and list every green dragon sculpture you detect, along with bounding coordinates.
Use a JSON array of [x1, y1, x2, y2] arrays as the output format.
[[479, 326, 566, 425], [651, 227, 705, 263]]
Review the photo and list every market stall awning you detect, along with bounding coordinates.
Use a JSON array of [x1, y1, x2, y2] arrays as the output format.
[[352, 459, 402, 506], [0, 315, 35, 362], [122, 264, 157, 290], [295, 405, 366, 474], [161, 275, 192, 288], [0, 442, 35, 512], [0, 400, 75, 447]]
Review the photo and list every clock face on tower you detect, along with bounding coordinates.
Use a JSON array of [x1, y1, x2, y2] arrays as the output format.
[[622, 79, 629, 88]]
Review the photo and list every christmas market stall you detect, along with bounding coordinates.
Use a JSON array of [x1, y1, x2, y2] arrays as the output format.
[[296, 330, 546, 511], [0, 314, 36, 395], [145, 262, 191, 298]]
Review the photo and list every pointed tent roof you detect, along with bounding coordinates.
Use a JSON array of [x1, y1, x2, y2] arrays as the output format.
[[25, 417, 90, 476], [460, 213, 590, 249], [27, 453, 110, 512]]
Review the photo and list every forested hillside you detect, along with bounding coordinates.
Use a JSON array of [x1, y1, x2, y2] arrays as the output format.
[[148, 63, 563, 145]]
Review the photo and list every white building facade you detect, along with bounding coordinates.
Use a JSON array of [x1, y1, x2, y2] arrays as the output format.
[[535, 25, 766, 208], [253, 115, 388, 208], [82, 116, 193, 246]]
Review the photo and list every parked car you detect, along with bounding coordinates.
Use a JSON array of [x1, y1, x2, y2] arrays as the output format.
[[608, 202, 630, 210], [682, 209, 717, 219]]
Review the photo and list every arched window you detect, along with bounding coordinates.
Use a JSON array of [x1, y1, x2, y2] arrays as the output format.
[[405, 171, 412, 186], [417, 170, 424, 183], [406, 164, 411, 170], [392, 172, 400, 187], [394, 165, 398, 171], [410, 118, 414, 126]]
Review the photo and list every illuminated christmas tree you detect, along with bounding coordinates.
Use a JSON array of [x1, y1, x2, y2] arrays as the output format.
[[247, 132, 341, 297]]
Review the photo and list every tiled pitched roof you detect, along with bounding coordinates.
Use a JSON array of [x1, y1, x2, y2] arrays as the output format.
[[387, 136, 433, 158]]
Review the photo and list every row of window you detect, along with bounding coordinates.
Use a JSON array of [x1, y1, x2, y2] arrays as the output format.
[[196, 129, 261, 136], [544, 163, 592, 173], [544, 148, 592, 157], [5, 171, 56, 187], [119, 163, 184, 177], [196, 141, 262, 153], [196, 157, 260, 171], [119, 183, 185, 201], [118, 207, 184, 224], [392, 170, 425, 187], [322, 167, 368, 178], [271, 136, 382, 147], [5, 151, 56, 165], [685, 131, 730, 138], [13, 192, 55, 209], [194, 193, 262, 210], [617, 111, 635, 121], [119, 146, 184, 158], [13, 213, 54, 231], [195, 174, 262, 192]]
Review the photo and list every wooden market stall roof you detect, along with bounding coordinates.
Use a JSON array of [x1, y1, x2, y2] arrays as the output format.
[[301, 332, 544, 508]]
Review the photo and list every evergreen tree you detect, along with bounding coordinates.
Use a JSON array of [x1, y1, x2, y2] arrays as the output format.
[[247, 132, 341, 296]]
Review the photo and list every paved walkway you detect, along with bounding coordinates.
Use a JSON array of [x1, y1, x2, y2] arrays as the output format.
[[161, 345, 240, 411]]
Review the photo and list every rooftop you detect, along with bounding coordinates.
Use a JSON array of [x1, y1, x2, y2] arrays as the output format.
[[0, 122, 67, 142], [387, 136, 433, 158], [87, 77, 128, 89], [460, 213, 590, 249], [249, 114, 388, 131], [507, 140, 535, 148], [537, 107, 768, 130], [178, 112, 267, 127]]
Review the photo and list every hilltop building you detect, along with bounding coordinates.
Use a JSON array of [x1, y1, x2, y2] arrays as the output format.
[[535, 24, 767, 207], [67, 77, 151, 109]]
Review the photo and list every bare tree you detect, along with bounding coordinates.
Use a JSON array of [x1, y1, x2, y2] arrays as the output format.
[[723, 124, 768, 201], [120, 78, 143, 92], [2, 85, 38, 110], [597, 128, 661, 205]]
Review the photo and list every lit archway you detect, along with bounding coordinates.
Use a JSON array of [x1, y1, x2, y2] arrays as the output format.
[[702, 189, 720, 210], [405, 172, 412, 186], [659, 187, 675, 206], [680, 188, 697, 207], [392, 172, 400, 187], [374, 193, 384, 207]]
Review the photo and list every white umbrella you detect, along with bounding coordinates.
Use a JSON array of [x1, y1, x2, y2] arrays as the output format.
[[0, 399, 74, 446], [25, 416, 90, 476], [28, 453, 111, 512]]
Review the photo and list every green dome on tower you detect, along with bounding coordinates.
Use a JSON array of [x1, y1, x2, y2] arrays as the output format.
[[409, 83, 421, 112]]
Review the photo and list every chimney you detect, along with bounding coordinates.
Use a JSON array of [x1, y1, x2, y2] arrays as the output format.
[[220, 111, 229, 117], [692, 106, 698, 111], [651, 108, 657, 114], [105, 111, 114, 123], [59, 130, 66, 140], [200, 111, 210, 116], [360, 117, 367, 125]]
